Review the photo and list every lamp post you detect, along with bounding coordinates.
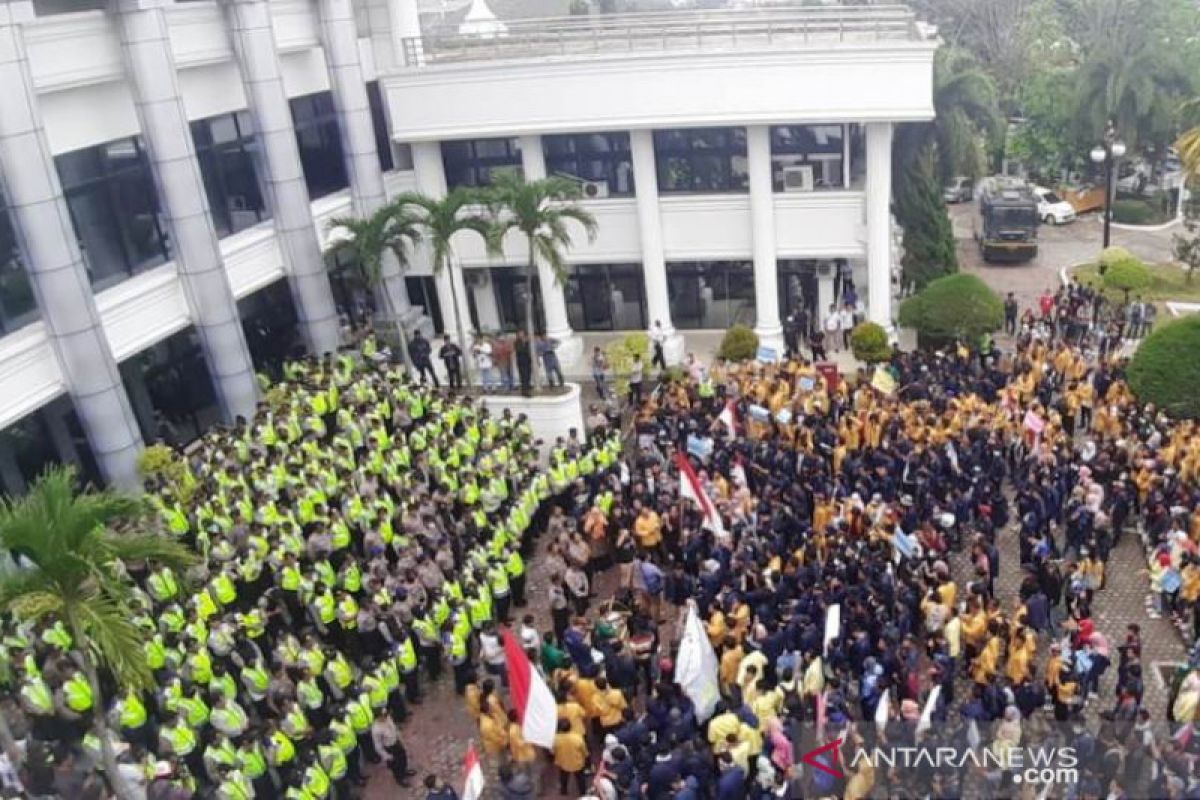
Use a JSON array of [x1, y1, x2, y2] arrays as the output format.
[[1089, 122, 1127, 251]]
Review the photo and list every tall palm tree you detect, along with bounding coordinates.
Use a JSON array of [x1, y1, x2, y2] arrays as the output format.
[[1074, 46, 1190, 157], [396, 188, 496, 385], [895, 49, 1001, 182], [326, 203, 424, 368], [0, 467, 196, 799], [1178, 98, 1200, 181], [485, 173, 597, 388]]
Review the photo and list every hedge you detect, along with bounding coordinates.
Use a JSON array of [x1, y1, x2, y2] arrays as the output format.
[[717, 325, 760, 362], [1127, 315, 1200, 419], [898, 273, 1004, 347], [1111, 199, 1155, 225], [1100, 248, 1150, 298], [850, 321, 892, 363]]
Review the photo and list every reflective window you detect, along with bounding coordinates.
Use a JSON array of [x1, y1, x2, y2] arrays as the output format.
[[470, 267, 542, 333], [564, 263, 645, 331], [33, 0, 105, 14], [192, 111, 270, 238], [654, 128, 748, 194], [119, 326, 220, 447], [441, 138, 522, 190], [666, 261, 756, 329], [544, 133, 634, 197], [771, 125, 846, 191], [238, 279, 302, 379], [0, 398, 102, 497], [405, 276, 444, 335], [290, 91, 349, 199], [57, 137, 171, 289], [366, 81, 395, 173], [0, 189, 38, 335]]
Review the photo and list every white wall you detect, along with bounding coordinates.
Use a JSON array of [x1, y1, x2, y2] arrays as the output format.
[[384, 46, 936, 141], [480, 383, 585, 448]]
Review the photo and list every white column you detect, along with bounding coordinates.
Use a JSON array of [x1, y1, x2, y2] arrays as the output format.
[[113, 0, 258, 423], [411, 141, 473, 339], [747, 125, 783, 354], [220, 0, 341, 356], [817, 263, 835, 329], [317, 0, 424, 340], [866, 121, 894, 331], [0, 2, 143, 489], [387, 0, 423, 67], [629, 129, 683, 364], [519, 134, 581, 368]]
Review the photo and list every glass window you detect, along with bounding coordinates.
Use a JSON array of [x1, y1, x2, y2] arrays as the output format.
[[405, 276, 444, 335], [33, 0, 105, 14], [0, 398, 101, 497], [654, 128, 748, 194], [119, 327, 220, 448], [480, 266, 542, 333], [238, 279, 302, 379], [366, 81, 395, 173], [192, 111, 270, 238], [564, 263, 645, 331], [771, 125, 846, 192], [0, 189, 38, 335], [666, 261, 755, 329], [544, 133, 634, 197], [57, 136, 171, 289], [289, 91, 349, 199], [441, 138, 522, 190]]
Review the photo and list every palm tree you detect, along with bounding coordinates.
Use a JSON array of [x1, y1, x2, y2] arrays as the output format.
[[0, 466, 196, 798], [895, 49, 1001, 183], [1177, 98, 1200, 181], [326, 203, 424, 368], [396, 188, 496, 385], [484, 172, 597, 388]]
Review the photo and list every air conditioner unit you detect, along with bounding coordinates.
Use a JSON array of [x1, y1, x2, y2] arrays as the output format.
[[580, 180, 610, 199], [782, 165, 815, 193]]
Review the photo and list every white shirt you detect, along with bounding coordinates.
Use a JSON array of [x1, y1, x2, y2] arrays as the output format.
[[838, 308, 855, 329], [824, 313, 841, 332], [473, 342, 493, 370], [480, 632, 506, 666]]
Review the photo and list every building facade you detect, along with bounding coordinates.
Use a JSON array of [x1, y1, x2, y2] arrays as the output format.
[[0, 0, 935, 494]]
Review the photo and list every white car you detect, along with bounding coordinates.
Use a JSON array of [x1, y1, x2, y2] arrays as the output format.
[[1032, 186, 1076, 225]]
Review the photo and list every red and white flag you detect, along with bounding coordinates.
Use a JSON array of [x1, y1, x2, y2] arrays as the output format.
[[462, 743, 484, 800], [717, 400, 738, 436], [502, 628, 557, 748], [730, 454, 748, 489], [676, 452, 726, 537]]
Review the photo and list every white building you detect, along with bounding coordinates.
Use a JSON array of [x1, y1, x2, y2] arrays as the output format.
[[0, 0, 936, 493]]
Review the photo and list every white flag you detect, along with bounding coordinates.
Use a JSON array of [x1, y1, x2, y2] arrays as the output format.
[[917, 685, 941, 735], [874, 687, 890, 732], [675, 602, 721, 722], [823, 604, 841, 655]]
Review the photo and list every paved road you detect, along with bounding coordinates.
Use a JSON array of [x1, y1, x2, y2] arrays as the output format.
[[948, 202, 1180, 309]]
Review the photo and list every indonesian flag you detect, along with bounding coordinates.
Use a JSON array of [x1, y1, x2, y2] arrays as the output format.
[[717, 400, 738, 435], [675, 452, 726, 537], [501, 628, 557, 748], [462, 743, 484, 800]]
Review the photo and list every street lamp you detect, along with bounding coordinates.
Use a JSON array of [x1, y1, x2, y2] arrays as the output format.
[[1089, 122, 1127, 251]]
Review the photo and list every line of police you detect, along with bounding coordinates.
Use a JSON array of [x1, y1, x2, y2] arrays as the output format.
[[6, 340, 622, 799]]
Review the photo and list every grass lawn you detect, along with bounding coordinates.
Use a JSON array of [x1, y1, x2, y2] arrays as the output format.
[[1073, 261, 1200, 305]]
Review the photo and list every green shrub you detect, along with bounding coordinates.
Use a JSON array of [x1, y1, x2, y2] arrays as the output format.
[[1110, 199, 1154, 225], [605, 331, 651, 394], [1100, 248, 1150, 298], [898, 273, 1003, 348], [717, 325, 760, 362], [1128, 315, 1200, 418], [850, 321, 892, 363]]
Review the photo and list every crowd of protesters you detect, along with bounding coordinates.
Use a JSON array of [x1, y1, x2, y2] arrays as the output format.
[[453, 327, 1200, 800]]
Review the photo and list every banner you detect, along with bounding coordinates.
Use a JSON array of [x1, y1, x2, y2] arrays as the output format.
[[871, 367, 897, 395], [823, 604, 840, 655], [686, 434, 713, 460], [756, 346, 779, 363], [815, 362, 839, 390], [1023, 408, 1045, 434]]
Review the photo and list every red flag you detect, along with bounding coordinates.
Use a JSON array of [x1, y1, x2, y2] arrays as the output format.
[[462, 742, 484, 800], [675, 452, 726, 536], [501, 628, 557, 748]]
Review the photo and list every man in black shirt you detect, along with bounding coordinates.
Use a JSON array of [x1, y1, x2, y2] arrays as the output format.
[[438, 335, 463, 389], [408, 330, 439, 387]]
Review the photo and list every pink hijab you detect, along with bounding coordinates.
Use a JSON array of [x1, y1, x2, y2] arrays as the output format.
[[768, 718, 793, 773]]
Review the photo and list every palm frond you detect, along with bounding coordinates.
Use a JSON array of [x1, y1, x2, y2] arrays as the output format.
[[68, 598, 154, 691], [94, 531, 198, 572]]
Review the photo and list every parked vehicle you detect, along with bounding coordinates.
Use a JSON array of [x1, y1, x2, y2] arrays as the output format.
[[975, 177, 1039, 263], [1061, 184, 1107, 215], [942, 176, 974, 204], [1032, 186, 1076, 225]]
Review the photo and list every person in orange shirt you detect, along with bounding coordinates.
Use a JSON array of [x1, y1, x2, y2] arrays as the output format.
[[556, 691, 587, 737], [507, 708, 539, 775], [595, 677, 627, 733], [634, 507, 663, 553], [479, 706, 509, 758], [553, 718, 590, 795]]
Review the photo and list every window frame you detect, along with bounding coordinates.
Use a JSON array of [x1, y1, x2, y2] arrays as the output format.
[[653, 128, 748, 194], [191, 110, 271, 238], [543, 132, 635, 197], [289, 91, 350, 200], [441, 138, 523, 190]]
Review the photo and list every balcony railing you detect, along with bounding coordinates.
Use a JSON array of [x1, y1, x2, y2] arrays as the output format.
[[401, 4, 927, 66]]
